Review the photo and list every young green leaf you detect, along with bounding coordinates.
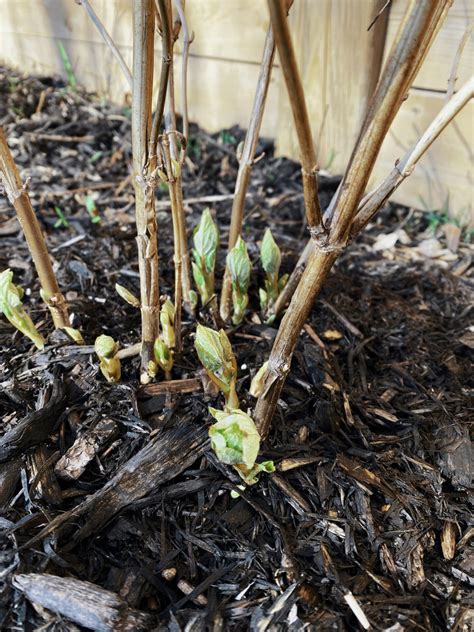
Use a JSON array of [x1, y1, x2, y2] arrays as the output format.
[[0, 269, 45, 349], [153, 337, 173, 379], [63, 327, 85, 345], [208, 407, 275, 486], [209, 408, 260, 469], [160, 298, 175, 350], [94, 334, 118, 359]]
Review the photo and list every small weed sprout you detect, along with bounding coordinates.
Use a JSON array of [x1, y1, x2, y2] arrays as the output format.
[[153, 298, 175, 380], [0, 269, 44, 349], [194, 324, 239, 410], [226, 236, 251, 325], [191, 208, 219, 306], [259, 229, 288, 320], [95, 334, 121, 383]]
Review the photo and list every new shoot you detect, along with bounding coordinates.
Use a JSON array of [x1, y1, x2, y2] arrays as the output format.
[[259, 229, 288, 321], [153, 298, 175, 380], [0, 269, 44, 349], [226, 236, 251, 325], [191, 208, 219, 307], [194, 324, 239, 410], [95, 334, 121, 383]]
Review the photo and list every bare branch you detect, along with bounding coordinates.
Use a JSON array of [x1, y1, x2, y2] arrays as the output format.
[[76, 0, 132, 88]]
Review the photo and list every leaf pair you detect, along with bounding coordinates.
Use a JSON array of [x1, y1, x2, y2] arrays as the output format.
[[194, 324, 239, 409], [208, 407, 274, 485], [191, 208, 219, 306], [0, 269, 44, 349], [226, 236, 251, 325]]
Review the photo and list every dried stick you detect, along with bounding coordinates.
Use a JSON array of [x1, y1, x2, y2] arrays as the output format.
[[352, 74, 474, 235], [272, 0, 454, 317], [267, 0, 323, 235], [0, 128, 70, 329], [76, 0, 132, 88], [150, 0, 172, 160], [219, 26, 277, 321], [446, 22, 473, 101], [132, 0, 160, 382], [161, 133, 183, 349], [255, 0, 452, 439], [173, 0, 193, 142], [163, 0, 193, 313]]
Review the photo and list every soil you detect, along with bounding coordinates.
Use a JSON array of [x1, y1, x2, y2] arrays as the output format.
[[0, 67, 473, 632]]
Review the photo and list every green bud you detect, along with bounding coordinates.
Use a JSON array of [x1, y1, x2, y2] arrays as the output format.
[[153, 337, 173, 379], [193, 208, 219, 274], [99, 356, 121, 383], [94, 334, 118, 359], [260, 229, 281, 276], [259, 288, 268, 311], [249, 361, 269, 398], [160, 299, 175, 350], [0, 269, 45, 349], [194, 324, 238, 408], [171, 159, 181, 179], [227, 237, 251, 294], [236, 460, 275, 485], [63, 327, 85, 345], [116, 284, 140, 308]]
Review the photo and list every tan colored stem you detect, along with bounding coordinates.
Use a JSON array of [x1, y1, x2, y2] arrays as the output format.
[[0, 127, 70, 329], [255, 0, 452, 439], [220, 25, 277, 321], [173, 0, 193, 142], [273, 0, 453, 316], [267, 0, 323, 233], [150, 0, 171, 162], [132, 0, 160, 381], [164, 3, 192, 312], [161, 135, 183, 351]]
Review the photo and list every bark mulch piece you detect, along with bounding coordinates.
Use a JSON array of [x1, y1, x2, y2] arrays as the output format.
[[0, 67, 473, 631]]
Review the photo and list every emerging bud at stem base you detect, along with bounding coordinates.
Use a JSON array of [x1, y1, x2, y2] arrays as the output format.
[[191, 208, 219, 306], [115, 284, 140, 308], [227, 236, 251, 325], [208, 407, 275, 485], [194, 324, 239, 409], [249, 360, 269, 398], [94, 334, 121, 382], [0, 269, 45, 349]]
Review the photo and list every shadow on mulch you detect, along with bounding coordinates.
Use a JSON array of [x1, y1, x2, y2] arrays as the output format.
[[0, 67, 473, 631]]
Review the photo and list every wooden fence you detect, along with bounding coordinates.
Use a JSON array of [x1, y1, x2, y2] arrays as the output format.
[[0, 0, 472, 221]]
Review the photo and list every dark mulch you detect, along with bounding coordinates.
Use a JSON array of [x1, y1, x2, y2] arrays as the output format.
[[0, 67, 473, 631]]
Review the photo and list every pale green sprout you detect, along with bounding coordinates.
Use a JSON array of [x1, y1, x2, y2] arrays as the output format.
[[191, 208, 219, 306], [227, 236, 251, 325], [259, 229, 288, 318], [153, 298, 175, 379], [209, 407, 275, 485], [115, 283, 140, 308], [0, 269, 44, 349], [249, 360, 269, 398], [95, 334, 121, 383], [194, 324, 239, 409]]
